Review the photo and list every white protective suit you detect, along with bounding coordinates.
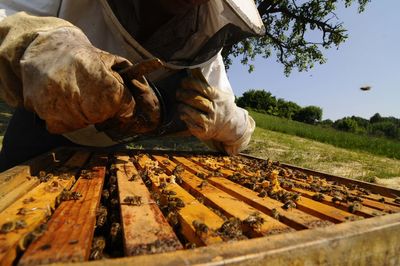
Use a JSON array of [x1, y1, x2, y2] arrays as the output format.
[[0, 0, 265, 155]]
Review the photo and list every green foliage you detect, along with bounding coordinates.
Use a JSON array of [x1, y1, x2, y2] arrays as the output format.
[[222, 0, 370, 75], [250, 110, 400, 160], [236, 89, 278, 114], [292, 105, 322, 124], [333, 117, 359, 133], [236, 89, 311, 120]]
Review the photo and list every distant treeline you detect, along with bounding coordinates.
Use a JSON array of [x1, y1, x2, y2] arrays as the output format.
[[236, 89, 400, 141]]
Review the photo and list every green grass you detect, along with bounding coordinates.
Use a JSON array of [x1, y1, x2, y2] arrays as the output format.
[[249, 111, 400, 160], [245, 127, 400, 181]]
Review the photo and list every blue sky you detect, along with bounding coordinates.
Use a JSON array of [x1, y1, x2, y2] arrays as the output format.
[[227, 1, 400, 121]]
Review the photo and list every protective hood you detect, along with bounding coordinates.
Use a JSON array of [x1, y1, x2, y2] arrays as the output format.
[[104, 0, 265, 68]]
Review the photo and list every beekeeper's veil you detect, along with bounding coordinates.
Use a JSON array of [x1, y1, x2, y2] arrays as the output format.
[[159, 0, 265, 67], [106, 0, 265, 68]]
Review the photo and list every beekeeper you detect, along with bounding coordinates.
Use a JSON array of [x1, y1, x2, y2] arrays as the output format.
[[0, 0, 265, 170]]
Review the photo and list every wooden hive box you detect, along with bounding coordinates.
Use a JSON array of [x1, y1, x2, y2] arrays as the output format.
[[0, 147, 399, 266]]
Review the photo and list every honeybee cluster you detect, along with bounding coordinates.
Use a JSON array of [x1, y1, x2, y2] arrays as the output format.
[[196, 155, 395, 214], [90, 155, 123, 260]]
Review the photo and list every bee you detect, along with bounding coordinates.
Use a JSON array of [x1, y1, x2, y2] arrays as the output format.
[[196, 197, 204, 204], [166, 212, 179, 227], [59, 190, 82, 201], [196, 172, 207, 179], [0, 221, 15, 233], [172, 164, 184, 175], [110, 198, 119, 208], [346, 195, 362, 202], [192, 220, 209, 236], [58, 173, 71, 180], [162, 159, 170, 165], [161, 190, 176, 196], [257, 190, 267, 198], [128, 174, 139, 181], [18, 223, 47, 250], [110, 222, 121, 243], [17, 207, 29, 216], [102, 189, 110, 201], [109, 184, 117, 196], [22, 197, 35, 204], [171, 197, 185, 208], [290, 192, 300, 202], [312, 193, 325, 202], [96, 213, 107, 228], [218, 217, 243, 240], [378, 197, 385, 203], [394, 197, 400, 204], [109, 175, 117, 185], [348, 202, 363, 213], [159, 181, 167, 189], [185, 242, 197, 249], [90, 236, 106, 260], [331, 196, 343, 204], [123, 195, 142, 206], [282, 200, 296, 210], [39, 171, 53, 183], [243, 212, 264, 229], [81, 170, 93, 179], [271, 208, 280, 220], [197, 180, 208, 189]]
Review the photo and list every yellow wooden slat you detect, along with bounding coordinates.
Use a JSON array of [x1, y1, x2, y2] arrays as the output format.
[[175, 156, 331, 229], [19, 154, 106, 265], [152, 155, 291, 237], [188, 155, 356, 223], [115, 154, 183, 255], [136, 155, 224, 247], [0, 151, 91, 266]]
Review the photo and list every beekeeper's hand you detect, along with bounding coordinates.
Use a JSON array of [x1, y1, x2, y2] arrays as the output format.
[[176, 70, 255, 155], [0, 12, 160, 135]]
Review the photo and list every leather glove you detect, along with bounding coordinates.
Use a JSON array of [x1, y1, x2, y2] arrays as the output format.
[[176, 69, 255, 155], [0, 12, 160, 136]]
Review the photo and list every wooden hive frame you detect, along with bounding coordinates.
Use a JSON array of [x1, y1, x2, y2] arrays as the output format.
[[0, 148, 399, 266]]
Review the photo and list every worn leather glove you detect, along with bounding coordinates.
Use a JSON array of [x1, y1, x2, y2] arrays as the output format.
[[0, 12, 160, 137], [176, 69, 255, 155]]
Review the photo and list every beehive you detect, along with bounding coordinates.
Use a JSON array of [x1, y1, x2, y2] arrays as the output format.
[[0, 148, 399, 266]]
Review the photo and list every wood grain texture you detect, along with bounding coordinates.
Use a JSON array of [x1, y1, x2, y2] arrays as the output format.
[[19, 154, 106, 265], [153, 155, 291, 237], [135, 155, 223, 248], [0, 148, 72, 207], [188, 156, 359, 223], [0, 151, 91, 266], [179, 156, 330, 229]]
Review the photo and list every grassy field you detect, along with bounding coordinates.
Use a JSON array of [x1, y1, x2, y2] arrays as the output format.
[[250, 111, 400, 160], [245, 127, 400, 182]]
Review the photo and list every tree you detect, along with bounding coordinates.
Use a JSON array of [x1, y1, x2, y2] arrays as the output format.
[[236, 89, 277, 113], [333, 117, 359, 133], [293, 105, 322, 124], [276, 99, 301, 119], [370, 113, 382, 124], [222, 0, 370, 75]]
